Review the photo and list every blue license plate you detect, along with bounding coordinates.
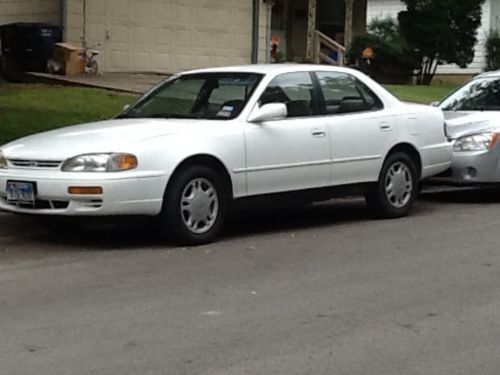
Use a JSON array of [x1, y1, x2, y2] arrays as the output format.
[[6, 181, 36, 205]]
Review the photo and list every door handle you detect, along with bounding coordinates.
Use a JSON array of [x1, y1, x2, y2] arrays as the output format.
[[312, 129, 326, 138], [379, 123, 392, 131]]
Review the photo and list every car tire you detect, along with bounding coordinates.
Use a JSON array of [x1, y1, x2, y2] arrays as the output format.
[[159, 165, 228, 246], [365, 152, 418, 219]]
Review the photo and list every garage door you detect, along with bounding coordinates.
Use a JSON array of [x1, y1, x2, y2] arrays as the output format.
[[83, 0, 254, 73]]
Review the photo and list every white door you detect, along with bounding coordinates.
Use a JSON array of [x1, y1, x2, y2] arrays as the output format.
[[314, 71, 397, 185], [244, 72, 331, 196]]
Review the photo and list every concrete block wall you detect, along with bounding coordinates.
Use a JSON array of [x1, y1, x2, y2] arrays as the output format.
[[0, 0, 61, 26], [66, 0, 270, 73]]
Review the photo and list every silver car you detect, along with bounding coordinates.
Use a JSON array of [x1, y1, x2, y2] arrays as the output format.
[[436, 71, 500, 184]]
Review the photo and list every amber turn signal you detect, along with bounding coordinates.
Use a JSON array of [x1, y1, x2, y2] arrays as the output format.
[[116, 154, 138, 170], [68, 186, 103, 195]]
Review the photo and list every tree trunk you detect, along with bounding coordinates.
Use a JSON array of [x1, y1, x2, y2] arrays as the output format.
[[306, 0, 317, 62]]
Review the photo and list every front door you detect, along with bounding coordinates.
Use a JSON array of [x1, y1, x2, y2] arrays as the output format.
[[244, 72, 331, 196]]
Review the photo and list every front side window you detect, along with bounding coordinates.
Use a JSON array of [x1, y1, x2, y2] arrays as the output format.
[[259, 72, 318, 118], [440, 77, 500, 111], [316, 71, 383, 115], [122, 73, 263, 120]]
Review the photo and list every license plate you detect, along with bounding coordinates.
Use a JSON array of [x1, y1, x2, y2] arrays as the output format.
[[6, 181, 36, 205]]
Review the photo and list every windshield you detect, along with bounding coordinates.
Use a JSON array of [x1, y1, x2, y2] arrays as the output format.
[[121, 73, 263, 120], [440, 77, 500, 111]]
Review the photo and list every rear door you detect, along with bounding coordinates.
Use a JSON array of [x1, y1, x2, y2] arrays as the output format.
[[314, 71, 397, 185]]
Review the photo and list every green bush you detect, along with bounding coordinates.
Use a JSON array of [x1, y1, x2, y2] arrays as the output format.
[[348, 18, 415, 84], [486, 31, 500, 71]]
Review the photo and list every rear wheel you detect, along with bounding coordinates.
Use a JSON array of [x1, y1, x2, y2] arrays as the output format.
[[159, 165, 228, 245], [365, 152, 418, 218]]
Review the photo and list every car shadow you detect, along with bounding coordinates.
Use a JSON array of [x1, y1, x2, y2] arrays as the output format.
[[9, 190, 471, 251], [223, 198, 372, 240], [420, 186, 500, 204], [18, 197, 382, 250]]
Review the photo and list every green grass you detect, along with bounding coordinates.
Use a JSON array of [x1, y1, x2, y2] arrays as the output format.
[[385, 83, 458, 104], [0, 82, 460, 146], [0, 84, 136, 146]]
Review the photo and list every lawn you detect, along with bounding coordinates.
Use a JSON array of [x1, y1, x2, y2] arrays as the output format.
[[385, 83, 458, 104], [0, 82, 459, 146], [0, 84, 135, 146]]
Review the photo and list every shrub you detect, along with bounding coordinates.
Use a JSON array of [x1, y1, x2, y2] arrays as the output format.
[[348, 18, 415, 84], [486, 31, 500, 71]]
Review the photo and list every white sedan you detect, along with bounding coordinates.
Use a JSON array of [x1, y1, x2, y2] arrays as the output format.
[[0, 65, 452, 244]]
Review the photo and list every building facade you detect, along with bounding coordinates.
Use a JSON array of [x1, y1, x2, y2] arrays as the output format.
[[0, 0, 60, 25], [0, 0, 271, 72], [0, 0, 366, 73]]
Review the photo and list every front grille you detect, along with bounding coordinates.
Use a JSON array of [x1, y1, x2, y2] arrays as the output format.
[[80, 199, 103, 209], [0, 196, 69, 210], [7, 159, 62, 169]]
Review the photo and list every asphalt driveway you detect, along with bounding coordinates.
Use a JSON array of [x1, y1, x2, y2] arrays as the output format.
[[1, 188, 500, 375]]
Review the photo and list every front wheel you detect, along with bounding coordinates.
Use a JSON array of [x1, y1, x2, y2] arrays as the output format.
[[365, 152, 418, 218], [159, 166, 228, 245]]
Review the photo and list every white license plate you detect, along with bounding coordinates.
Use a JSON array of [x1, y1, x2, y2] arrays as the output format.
[[6, 181, 36, 205]]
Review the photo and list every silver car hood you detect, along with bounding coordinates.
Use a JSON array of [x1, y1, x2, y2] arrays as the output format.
[[444, 111, 500, 139]]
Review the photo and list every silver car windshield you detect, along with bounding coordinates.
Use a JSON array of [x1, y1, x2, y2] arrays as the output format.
[[441, 77, 500, 111], [121, 73, 263, 120]]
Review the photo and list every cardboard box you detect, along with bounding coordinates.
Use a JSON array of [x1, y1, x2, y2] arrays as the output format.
[[52, 43, 85, 76]]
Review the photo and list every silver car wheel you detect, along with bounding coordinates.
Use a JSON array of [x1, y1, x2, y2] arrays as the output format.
[[181, 178, 219, 234], [385, 161, 413, 209]]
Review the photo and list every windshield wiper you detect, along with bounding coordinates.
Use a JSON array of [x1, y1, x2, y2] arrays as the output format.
[[147, 113, 194, 119]]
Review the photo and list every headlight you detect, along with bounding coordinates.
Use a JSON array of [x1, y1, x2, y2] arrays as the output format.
[[61, 153, 138, 172], [0, 152, 6, 169], [453, 133, 500, 152]]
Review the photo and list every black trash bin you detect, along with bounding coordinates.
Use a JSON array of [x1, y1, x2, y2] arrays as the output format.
[[0, 23, 63, 73]]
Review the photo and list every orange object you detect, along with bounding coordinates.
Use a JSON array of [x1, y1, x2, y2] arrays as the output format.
[[271, 35, 281, 45], [116, 154, 138, 170], [68, 187, 103, 195], [362, 47, 374, 59]]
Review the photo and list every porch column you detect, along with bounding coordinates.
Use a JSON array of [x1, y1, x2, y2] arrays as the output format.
[[344, 0, 354, 50], [353, 0, 367, 38], [306, 0, 317, 62]]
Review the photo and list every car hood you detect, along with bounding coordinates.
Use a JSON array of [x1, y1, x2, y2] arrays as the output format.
[[1, 118, 211, 160], [444, 111, 500, 139]]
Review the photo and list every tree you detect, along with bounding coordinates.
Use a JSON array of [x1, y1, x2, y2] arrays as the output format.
[[398, 0, 485, 85]]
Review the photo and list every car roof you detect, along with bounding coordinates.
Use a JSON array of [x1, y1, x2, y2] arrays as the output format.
[[474, 70, 500, 79], [181, 64, 363, 76]]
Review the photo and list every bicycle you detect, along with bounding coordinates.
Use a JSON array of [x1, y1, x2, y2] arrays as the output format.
[[82, 46, 99, 75]]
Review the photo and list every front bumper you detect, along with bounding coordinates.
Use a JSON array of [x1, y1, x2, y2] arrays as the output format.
[[430, 148, 500, 185], [0, 168, 168, 216]]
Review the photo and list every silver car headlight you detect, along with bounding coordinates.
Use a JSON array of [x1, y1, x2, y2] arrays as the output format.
[[61, 153, 138, 172], [453, 133, 500, 152], [0, 151, 7, 169]]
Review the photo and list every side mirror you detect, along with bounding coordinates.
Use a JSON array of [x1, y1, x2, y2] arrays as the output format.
[[248, 103, 287, 123], [123, 104, 131, 111], [430, 101, 440, 107]]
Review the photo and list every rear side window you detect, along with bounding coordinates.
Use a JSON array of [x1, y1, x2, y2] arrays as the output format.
[[259, 72, 319, 118], [315, 71, 383, 115]]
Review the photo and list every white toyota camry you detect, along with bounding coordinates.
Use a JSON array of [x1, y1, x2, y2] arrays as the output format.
[[0, 65, 452, 244]]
